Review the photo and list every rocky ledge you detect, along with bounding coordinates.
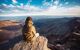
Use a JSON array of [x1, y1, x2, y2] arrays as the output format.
[[10, 36, 50, 50]]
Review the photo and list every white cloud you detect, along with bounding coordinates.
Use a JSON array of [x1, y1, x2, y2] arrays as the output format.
[[54, 0, 59, 5], [27, 0, 32, 6], [12, 9, 21, 12], [2, 3, 9, 8], [2, 4, 7, 6], [20, 3, 24, 8], [65, 2, 69, 5], [51, 0, 54, 2], [0, 4, 80, 17], [23, 5, 42, 12], [42, 6, 80, 16], [42, 0, 52, 7], [8, 4, 15, 7], [0, 4, 42, 13], [12, 0, 17, 3], [43, 2, 50, 6], [59, 3, 63, 6]]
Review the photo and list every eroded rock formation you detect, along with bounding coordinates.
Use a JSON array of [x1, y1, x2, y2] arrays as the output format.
[[11, 36, 50, 50]]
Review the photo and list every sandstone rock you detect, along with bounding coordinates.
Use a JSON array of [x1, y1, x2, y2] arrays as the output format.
[[11, 36, 50, 50]]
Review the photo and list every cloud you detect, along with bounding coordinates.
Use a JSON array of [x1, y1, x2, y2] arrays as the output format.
[[12, 0, 17, 3], [65, 2, 69, 5], [42, 0, 51, 7], [41, 6, 80, 16], [8, 4, 15, 7], [51, 0, 54, 2], [0, 3, 80, 17], [25, 6, 42, 11], [0, 4, 42, 14], [54, 0, 59, 5], [2, 4, 7, 7], [27, 0, 32, 6], [43, 2, 50, 6]]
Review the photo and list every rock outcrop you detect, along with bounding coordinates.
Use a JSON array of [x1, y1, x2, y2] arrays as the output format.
[[10, 36, 50, 50]]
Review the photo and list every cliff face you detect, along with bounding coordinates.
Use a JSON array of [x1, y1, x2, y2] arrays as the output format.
[[11, 36, 50, 50]]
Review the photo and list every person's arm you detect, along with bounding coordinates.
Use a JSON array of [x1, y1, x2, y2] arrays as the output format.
[[32, 26, 39, 38], [32, 26, 36, 36]]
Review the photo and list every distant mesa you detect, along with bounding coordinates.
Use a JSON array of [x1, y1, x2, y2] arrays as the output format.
[[0, 20, 21, 27]]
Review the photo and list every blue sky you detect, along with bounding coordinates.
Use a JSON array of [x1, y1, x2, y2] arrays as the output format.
[[0, 0, 80, 6], [0, 0, 80, 16]]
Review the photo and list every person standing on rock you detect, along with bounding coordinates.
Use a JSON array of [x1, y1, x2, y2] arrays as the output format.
[[22, 16, 39, 43]]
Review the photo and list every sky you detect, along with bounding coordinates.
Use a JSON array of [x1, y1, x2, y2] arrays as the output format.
[[0, 0, 80, 16]]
